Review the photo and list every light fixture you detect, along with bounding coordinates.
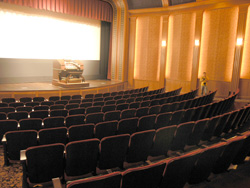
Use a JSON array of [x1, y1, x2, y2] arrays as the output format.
[[162, 40, 166, 47], [236, 38, 243, 46], [195, 39, 200, 46]]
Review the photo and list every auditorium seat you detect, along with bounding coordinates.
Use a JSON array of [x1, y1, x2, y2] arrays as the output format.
[[69, 108, 85, 115], [120, 109, 136, 119], [2, 97, 15, 103], [65, 104, 79, 110], [50, 109, 68, 117], [103, 92, 111, 97], [180, 108, 195, 123], [199, 104, 212, 119], [160, 103, 171, 113], [22, 143, 65, 187], [82, 98, 93, 103], [122, 161, 166, 188], [0, 120, 18, 144], [169, 110, 184, 126], [65, 139, 100, 179], [126, 130, 155, 164], [150, 125, 177, 157], [86, 106, 102, 114], [114, 95, 122, 100], [72, 95, 82, 100], [186, 119, 208, 147], [191, 106, 204, 121], [212, 136, 245, 174], [61, 95, 71, 101], [116, 103, 129, 111], [126, 97, 135, 103], [103, 96, 113, 101], [30, 110, 49, 119], [66, 172, 122, 188], [201, 116, 221, 142], [80, 102, 92, 108], [85, 94, 94, 99], [137, 115, 156, 131], [160, 149, 201, 188], [118, 91, 124, 95], [4, 130, 37, 164], [94, 93, 103, 98], [232, 132, 250, 165], [213, 113, 231, 137], [188, 142, 226, 184], [0, 102, 8, 107], [34, 105, 49, 111], [149, 99, 160, 107], [26, 102, 40, 107], [129, 102, 140, 109], [135, 97, 143, 102], [155, 112, 172, 129], [0, 107, 15, 114], [232, 108, 246, 130], [85, 112, 104, 124], [43, 117, 65, 128], [41, 101, 54, 106], [65, 115, 85, 128], [7, 111, 28, 121], [101, 105, 116, 113], [38, 127, 67, 145], [93, 101, 105, 107], [105, 100, 116, 105], [68, 124, 94, 142], [33, 97, 45, 102], [103, 110, 121, 121], [93, 97, 103, 102], [19, 97, 32, 103], [98, 134, 130, 170], [95, 120, 118, 140], [55, 100, 68, 105], [0, 112, 6, 120], [49, 96, 60, 101], [140, 101, 150, 107], [19, 118, 42, 131], [136, 107, 149, 118], [170, 122, 195, 152], [148, 105, 161, 115], [69, 99, 81, 104], [116, 99, 126, 105], [50, 104, 65, 110], [117, 117, 138, 135], [9, 102, 24, 108]]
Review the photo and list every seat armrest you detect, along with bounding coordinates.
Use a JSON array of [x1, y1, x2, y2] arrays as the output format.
[[52, 178, 63, 188], [20, 150, 26, 161], [2, 135, 6, 143]]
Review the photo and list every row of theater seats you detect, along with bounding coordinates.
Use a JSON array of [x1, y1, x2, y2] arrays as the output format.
[[0, 86, 152, 104], [21, 129, 250, 188], [3, 100, 249, 167]]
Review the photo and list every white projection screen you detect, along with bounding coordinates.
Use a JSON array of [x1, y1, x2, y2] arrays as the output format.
[[0, 8, 101, 60]]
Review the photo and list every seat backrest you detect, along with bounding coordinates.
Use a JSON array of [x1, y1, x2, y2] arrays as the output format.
[[95, 121, 118, 140], [0, 102, 9, 108], [49, 96, 60, 101], [116, 103, 129, 111], [129, 102, 140, 109], [72, 95, 82, 100], [7, 111, 28, 121], [117, 117, 138, 136], [201, 115, 221, 141], [65, 104, 79, 110], [150, 125, 177, 157], [38, 127, 67, 145], [65, 114, 85, 128], [55, 100, 69, 105], [69, 108, 85, 115], [9, 102, 24, 108], [25, 102, 40, 107], [80, 102, 93, 108], [98, 134, 130, 169], [188, 142, 226, 184], [25, 143, 65, 184], [16, 106, 33, 113], [136, 107, 149, 118], [85, 112, 104, 124], [0, 112, 6, 120], [0, 119, 18, 144], [69, 99, 81, 104], [86, 106, 102, 114], [0, 107, 15, 114], [155, 112, 172, 129], [68, 124, 94, 142], [20, 97, 32, 103], [137, 115, 156, 131], [148, 105, 161, 115], [159, 150, 201, 188], [43, 116, 65, 128], [19, 118, 42, 131], [40, 101, 54, 106], [6, 130, 37, 160], [33, 97, 45, 102], [50, 109, 68, 117], [126, 130, 155, 163], [170, 122, 195, 151], [2, 97, 15, 103], [30, 110, 49, 119], [120, 109, 136, 119], [50, 104, 65, 110], [61, 95, 71, 101], [102, 105, 116, 113], [169, 110, 185, 126], [122, 161, 166, 188], [34, 105, 49, 111], [223, 110, 239, 133], [104, 111, 121, 121], [67, 172, 122, 188], [65, 139, 100, 177], [213, 113, 231, 137]]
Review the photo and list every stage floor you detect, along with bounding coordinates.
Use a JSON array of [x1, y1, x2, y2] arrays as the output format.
[[0, 80, 123, 92]]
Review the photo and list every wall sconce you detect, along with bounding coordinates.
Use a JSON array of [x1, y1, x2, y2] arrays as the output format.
[[236, 38, 243, 46], [195, 39, 200, 46], [162, 40, 166, 47]]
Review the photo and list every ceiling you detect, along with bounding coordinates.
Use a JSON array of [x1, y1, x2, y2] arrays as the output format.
[[126, 0, 196, 9]]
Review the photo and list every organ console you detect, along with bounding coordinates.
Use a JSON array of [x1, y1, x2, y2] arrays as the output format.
[[53, 60, 85, 83]]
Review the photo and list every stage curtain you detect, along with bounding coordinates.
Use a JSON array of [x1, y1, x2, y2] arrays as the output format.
[[0, 0, 113, 22]]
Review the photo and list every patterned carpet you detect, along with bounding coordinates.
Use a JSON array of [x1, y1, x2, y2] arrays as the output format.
[[0, 147, 22, 188]]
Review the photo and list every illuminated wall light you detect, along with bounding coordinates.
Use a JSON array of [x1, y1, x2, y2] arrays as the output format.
[[162, 40, 166, 47], [236, 38, 243, 46], [195, 39, 200, 46]]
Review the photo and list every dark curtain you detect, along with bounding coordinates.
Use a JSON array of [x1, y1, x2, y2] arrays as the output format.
[[100, 21, 111, 79], [0, 0, 113, 22]]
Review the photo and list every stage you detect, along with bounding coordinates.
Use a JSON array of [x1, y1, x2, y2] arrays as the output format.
[[0, 80, 127, 100]]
